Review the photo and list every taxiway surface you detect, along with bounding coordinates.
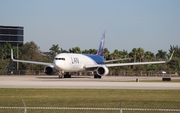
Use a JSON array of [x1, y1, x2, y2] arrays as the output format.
[[0, 75, 180, 89]]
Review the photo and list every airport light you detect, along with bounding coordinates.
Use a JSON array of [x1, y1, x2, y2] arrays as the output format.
[[17, 44, 19, 71]]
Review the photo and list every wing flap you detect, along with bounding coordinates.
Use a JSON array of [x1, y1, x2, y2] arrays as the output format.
[[84, 64, 102, 69], [105, 61, 167, 67], [104, 58, 132, 63]]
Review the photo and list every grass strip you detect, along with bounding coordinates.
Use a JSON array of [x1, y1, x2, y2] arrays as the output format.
[[0, 89, 180, 113]]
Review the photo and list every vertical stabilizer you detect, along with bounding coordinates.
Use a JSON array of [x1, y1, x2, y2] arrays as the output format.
[[96, 29, 106, 56]]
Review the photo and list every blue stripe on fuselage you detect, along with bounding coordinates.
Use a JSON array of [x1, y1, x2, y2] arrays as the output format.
[[83, 54, 105, 64]]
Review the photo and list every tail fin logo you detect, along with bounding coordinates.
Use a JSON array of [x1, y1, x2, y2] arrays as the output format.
[[97, 29, 106, 56]]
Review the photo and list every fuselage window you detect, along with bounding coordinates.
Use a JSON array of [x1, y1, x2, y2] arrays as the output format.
[[55, 58, 65, 60]]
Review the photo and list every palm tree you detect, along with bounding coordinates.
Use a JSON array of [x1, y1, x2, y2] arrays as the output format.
[[49, 44, 60, 57], [137, 47, 144, 62], [113, 49, 121, 59], [103, 48, 110, 60], [121, 49, 129, 58], [73, 47, 81, 53], [144, 51, 154, 61], [88, 49, 97, 54], [60, 48, 68, 53], [168, 45, 180, 71], [0, 42, 12, 59], [169, 45, 180, 58], [156, 50, 167, 60], [82, 49, 89, 54], [129, 48, 138, 62]]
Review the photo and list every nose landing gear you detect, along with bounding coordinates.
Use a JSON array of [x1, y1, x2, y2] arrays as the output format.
[[58, 70, 64, 78]]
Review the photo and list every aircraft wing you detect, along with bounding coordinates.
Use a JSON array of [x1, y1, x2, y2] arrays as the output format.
[[85, 51, 174, 68], [104, 58, 132, 63], [104, 60, 167, 67], [11, 49, 52, 66], [85, 60, 167, 69]]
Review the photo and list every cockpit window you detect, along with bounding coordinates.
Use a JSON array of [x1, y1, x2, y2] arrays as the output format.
[[55, 58, 65, 60]]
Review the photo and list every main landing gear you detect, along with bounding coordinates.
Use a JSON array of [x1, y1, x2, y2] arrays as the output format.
[[58, 71, 71, 78], [58, 70, 101, 79], [94, 72, 101, 79], [64, 72, 71, 78]]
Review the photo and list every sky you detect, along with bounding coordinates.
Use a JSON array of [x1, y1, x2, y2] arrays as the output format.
[[0, 0, 180, 53]]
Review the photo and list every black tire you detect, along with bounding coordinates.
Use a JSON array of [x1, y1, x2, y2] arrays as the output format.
[[64, 74, 71, 78], [94, 74, 97, 78], [94, 74, 101, 79], [98, 75, 101, 79]]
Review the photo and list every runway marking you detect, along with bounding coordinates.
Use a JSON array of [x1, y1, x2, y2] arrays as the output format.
[[0, 107, 180, 112]]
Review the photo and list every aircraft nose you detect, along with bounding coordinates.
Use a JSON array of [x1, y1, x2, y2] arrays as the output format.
[[54, 60, 60, 70], [54, 59, 65, 70]]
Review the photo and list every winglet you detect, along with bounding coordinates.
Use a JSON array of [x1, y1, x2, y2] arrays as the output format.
[[96, 29, 106, 56], [11, 49, 14, 61], [167, 50, 175, 62]]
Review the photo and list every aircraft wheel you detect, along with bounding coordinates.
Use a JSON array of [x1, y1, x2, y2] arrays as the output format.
[[64, 73, 71, 78], [94, 74, 101, 79], [59, 75, 63, 79], [95, 75, 97, 78], [94, 74, 97, 78], [98, 75, 101, 79]]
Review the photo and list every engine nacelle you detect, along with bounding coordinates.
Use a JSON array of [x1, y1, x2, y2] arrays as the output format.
[[44, 66, 56, 75], [96, 66, 109, 76]]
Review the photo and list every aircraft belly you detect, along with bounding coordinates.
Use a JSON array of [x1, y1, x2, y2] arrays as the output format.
[[63, 67, 84, 72]]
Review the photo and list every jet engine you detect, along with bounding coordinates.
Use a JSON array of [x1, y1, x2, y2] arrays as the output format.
[[96, 66, 109, 76], [44, 66, 56, 75]]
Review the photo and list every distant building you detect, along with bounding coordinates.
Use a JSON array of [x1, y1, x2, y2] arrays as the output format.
[[0, 25, 24, 46]]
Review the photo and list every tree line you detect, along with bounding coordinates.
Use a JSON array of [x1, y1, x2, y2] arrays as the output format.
[[0, 41, 180, 75]]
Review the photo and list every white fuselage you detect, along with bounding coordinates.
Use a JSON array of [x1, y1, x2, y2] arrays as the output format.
[[53, 53, 100, 72]]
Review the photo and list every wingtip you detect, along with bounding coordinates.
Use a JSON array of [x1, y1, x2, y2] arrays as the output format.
[[11, 49, 14, 60], [167, 50, 175, 62]]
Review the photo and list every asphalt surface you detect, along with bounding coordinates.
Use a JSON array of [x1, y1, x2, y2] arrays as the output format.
[[0, 75, 180, 89]]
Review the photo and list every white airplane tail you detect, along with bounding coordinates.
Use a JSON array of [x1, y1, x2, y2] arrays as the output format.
[[96, 29, 106, 56]]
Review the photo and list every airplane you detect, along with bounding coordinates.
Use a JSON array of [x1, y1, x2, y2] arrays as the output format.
[[11, 29, 174, 78]]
